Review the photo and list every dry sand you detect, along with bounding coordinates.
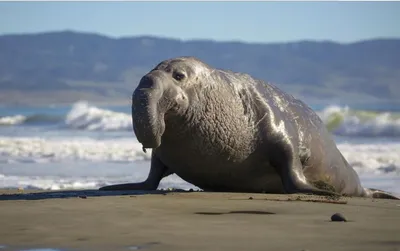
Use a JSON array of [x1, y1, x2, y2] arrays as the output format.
[[0, 189, 399, 251]]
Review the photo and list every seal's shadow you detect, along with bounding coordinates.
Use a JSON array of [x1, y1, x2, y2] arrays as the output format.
[[0, 189, 178, 201], [195, 210, 275, 215]]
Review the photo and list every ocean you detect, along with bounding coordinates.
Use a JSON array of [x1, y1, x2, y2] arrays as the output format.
[[0, 101, 399, 196]]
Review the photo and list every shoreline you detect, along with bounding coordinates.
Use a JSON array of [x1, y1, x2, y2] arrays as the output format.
[[0, 189, 399, 251]]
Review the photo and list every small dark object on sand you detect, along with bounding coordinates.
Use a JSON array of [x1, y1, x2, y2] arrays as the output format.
[[249, 197, 253, 200], [331, 213, 347, 222], [78, 195, 87, 199]]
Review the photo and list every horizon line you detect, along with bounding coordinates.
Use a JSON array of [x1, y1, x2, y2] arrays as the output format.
[[1, 29, 400, 45]]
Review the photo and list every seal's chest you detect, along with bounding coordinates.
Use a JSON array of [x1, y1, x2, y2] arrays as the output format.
[[162, 129, 255, 165], [157, 133, 259, 186], [158, 140, 249, 169], [157, 144, 281, 192], [160, 111, 259, 179]]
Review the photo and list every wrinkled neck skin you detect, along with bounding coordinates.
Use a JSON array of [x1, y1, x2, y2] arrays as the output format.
[[158, 71, 261, 161]]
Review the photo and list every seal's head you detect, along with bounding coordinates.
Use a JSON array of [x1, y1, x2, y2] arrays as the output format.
[[131, 57, 211, 150]]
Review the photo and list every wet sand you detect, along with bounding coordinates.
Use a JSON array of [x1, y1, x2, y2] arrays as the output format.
[[0, 189, 399, 251]]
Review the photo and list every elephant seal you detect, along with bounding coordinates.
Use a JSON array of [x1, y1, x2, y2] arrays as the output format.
[[100, 56, 399, 200]]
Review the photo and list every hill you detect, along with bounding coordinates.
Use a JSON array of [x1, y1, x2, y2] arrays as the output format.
[[0, 31, 399, 106]]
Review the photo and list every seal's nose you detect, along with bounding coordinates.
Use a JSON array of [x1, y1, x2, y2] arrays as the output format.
[[138, 75, 154, 89]]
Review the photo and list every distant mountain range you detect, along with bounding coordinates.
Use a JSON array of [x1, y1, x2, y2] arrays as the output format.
[[0, 30, 399, 106]]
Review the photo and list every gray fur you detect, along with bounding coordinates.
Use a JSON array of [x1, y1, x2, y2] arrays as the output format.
[[100, 57, 399, 200]]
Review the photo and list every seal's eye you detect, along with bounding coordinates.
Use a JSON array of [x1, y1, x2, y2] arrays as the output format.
[[173, 71, 185, 81]]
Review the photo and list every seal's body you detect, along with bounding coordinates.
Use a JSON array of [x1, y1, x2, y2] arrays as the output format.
[[100, 57, 398, 200]]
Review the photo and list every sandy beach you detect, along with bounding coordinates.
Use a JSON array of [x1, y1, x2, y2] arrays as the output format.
[[0, 189, 399, 251]]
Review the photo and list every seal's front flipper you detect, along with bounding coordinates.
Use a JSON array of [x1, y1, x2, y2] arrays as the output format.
[[99, 152, 173, 191], [99, 182, 150, 191], [365, 188, 400, 200]]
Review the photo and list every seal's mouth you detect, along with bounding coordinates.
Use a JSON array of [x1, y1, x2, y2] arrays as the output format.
[[133, 114, 164, 150]]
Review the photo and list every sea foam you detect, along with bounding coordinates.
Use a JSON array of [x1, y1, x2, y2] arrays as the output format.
[[0, 162, 198, 191], [0, 135, 399, 194], [0, 136, 151, 163], [1, 136, 399, 175]]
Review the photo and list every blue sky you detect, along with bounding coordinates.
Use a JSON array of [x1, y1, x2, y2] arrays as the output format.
[[0, 1, 399, 43]]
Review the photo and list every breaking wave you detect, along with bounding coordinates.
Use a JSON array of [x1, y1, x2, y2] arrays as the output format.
[[0, 101, 133, 131], [318, 105, 400, 137], [64, 101, 131, 131], [0, 114, 62, 126], [1, 101, 400, 137]]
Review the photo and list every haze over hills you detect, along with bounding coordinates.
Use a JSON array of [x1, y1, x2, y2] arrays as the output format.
[[0, 30, 399, 106]]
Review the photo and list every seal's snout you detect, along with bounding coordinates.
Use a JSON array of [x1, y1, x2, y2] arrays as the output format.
[[131, 73, 166, 150]]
